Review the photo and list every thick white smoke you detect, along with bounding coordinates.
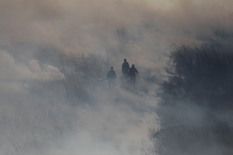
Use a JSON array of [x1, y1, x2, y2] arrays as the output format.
[[1, 0, 233, 155]]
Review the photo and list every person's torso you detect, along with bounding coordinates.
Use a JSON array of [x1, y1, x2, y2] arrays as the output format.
[[108, 70, 116, 78], [122, 62, 129, 71], [129, 68, 137, 76]]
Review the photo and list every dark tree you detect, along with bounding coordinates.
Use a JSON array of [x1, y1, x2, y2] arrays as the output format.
[[153, 45, 233, 155]]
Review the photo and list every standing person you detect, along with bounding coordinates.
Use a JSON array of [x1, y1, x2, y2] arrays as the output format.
[[128, 64, 138, 85], [122, 59, 130, 78], [106, 66, 116, 87]]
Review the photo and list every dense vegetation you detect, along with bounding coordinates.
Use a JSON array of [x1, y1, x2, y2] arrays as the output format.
[[153, 45, 233, 155]]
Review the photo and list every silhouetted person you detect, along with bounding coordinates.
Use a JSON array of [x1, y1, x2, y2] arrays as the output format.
[[128, 64, 138, 85], [106, 66, 116, 87], [122, 59, 130, 78]]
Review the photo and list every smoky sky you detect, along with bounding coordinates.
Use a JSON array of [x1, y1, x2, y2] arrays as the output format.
[[1, 0, 233, 67], [1, 0, 233, 155]]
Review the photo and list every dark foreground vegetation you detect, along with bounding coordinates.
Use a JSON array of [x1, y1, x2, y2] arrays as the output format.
[[153, 45, 233, 155]]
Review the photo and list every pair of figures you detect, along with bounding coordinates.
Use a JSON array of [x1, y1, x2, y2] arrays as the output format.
[[106, 59, 138, 86]]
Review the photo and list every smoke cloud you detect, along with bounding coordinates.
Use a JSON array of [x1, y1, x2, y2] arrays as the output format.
[[1, 0, 233, 155]]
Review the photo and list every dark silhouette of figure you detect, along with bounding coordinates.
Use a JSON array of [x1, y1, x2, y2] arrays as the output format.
[[128, 64, 138, 85], [106, 66, 116, 87], [122, 59, 130, 78]]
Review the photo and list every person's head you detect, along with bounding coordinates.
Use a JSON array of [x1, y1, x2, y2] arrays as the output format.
[[124, 59, 127, 62], [131, 64, 135, 68], [110, 66, 114, 70]]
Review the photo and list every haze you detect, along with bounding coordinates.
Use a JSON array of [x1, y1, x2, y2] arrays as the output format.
[[0, 0, 233, 155]]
